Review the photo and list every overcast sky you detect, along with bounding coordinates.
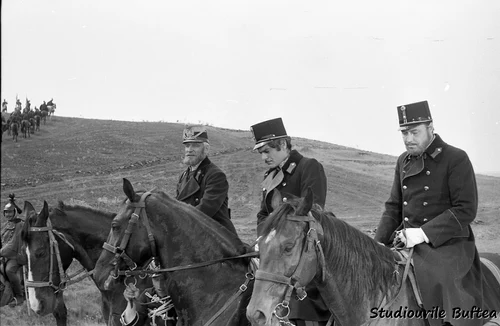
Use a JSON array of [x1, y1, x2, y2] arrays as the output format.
[[2, 0, 499, 175]]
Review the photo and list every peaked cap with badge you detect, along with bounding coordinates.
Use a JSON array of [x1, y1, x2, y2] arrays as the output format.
[[250, 117, 288, 150], [397, 100, 432, 131], [375, 101, 489, 326], [182, 125, 209, 144]]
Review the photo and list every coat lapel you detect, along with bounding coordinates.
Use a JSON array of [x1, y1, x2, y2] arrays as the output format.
[[177, 176, 201, 201], [176, 157, 211, 201], [261, 169, 284, 200]]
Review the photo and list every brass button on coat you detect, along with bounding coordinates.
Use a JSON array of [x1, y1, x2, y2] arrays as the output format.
[[403, 201, 408, 206], [403, 185, 407, 190], [426, 171, 431, 175], [424, 186, 429, 191], [423, 202, 428, 206], [404, 217, 409, 221]]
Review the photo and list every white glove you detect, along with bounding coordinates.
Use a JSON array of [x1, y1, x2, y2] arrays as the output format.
[[403, 228, 429, 248]]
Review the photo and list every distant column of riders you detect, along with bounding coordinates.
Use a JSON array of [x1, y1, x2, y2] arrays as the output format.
[[1, 97, 56, 142]]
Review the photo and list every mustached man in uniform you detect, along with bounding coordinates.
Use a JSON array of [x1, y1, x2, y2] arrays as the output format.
[[374, 101, 490, 326]]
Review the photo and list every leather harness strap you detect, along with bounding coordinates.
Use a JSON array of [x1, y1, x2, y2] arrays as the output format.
[[26, 218, 93, 292]]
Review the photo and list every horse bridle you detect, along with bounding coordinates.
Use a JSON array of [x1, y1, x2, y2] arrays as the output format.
[[25, 218, 94, 293], [102, 191, 160, 281], [101, 191, 258, 326], [254, 213, 326, 326]]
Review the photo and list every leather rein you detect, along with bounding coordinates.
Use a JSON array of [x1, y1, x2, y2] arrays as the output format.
[[101, 191, 258, 326], [25, 218, 94, 293]]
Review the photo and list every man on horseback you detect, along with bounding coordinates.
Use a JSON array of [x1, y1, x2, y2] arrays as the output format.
[[0, 194, 25, 307], [250, 117, 331, 326], [2, 99, 7, 112], [374, 101, 485, 326], [175, 125, 237, 234]]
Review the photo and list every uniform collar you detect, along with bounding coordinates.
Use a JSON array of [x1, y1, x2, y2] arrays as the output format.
[[281, 150, 302, 174], [424, 134, 446, 161], [404, 134, 446, 162]]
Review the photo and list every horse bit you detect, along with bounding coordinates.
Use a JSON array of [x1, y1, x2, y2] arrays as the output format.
[[26, 218, 93, 293], [255, 213, 327, 326]]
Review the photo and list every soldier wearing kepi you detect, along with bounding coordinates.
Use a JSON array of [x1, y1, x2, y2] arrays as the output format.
[[251, 117, 330, 326], [374, 101, 485, 326], [175, 125, 237, 235], [0, 194, 25, 307]]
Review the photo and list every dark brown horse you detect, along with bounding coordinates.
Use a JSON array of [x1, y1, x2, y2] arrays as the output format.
[[20, 119, 30, 138], [35, 115, 41, 132], [94, 178, 256, 326], [247, 189, 500, 326], [29, 118, 36, 134], [21, 200, 149, 326], [11, 121, 19, 142]]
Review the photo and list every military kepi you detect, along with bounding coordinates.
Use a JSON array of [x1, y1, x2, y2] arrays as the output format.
[[182, 125, 209, 144], [398, 100, 432, 130], [251, 117, 288, 150]]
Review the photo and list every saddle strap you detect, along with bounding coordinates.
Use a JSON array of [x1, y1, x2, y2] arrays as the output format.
[[203, 269, 254, 326], [481, 257, 500, 286]]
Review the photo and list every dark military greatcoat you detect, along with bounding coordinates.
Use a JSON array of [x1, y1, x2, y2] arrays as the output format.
[[375, 134, 484, 326], [257, 149, 327, 235], [176, 157, 237, 235], [257, 149, 330, 322]]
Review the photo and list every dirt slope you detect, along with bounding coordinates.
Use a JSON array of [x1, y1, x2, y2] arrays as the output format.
[[1, 116, 499, 250]]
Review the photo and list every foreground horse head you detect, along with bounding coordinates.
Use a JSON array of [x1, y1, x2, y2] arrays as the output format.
[[247, 189, 418, 326], [94, 178, 255, 326], [21, 200, 138, 326]]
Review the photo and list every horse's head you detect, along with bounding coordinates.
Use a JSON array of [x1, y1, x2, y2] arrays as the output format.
[[247, 188, 327, 326], [94, 178, 156, 292], [22, 201, 74, 315]]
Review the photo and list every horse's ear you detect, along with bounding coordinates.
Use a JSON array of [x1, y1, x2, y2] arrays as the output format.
[[34, 201, 50, 226], [42, 201, 49, 217], [23, 201, 37, 221], [270, 189, 283, 211], [123, 178, 136, 202], [296, 187, 314, 216]]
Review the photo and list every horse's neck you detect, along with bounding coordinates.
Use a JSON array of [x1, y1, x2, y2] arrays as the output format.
[[167, 263, 249, 326], [160, 223, 248, 325], [54, 212, 109, 271], [319, 261, 419, 326]]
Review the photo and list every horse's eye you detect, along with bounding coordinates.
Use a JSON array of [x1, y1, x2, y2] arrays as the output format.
[[283, 243, 295, 254]]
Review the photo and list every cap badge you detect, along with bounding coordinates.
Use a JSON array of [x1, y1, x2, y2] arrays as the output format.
[[400, 105, 407, 124]]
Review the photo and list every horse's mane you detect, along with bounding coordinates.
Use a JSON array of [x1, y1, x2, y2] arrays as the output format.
[[55, 201, 116, 221], [145, 190, 249, 258], [261, 198, 396, 304]]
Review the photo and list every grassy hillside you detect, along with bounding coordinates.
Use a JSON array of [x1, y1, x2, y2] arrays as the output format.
[[1, 116, 499, 325]]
